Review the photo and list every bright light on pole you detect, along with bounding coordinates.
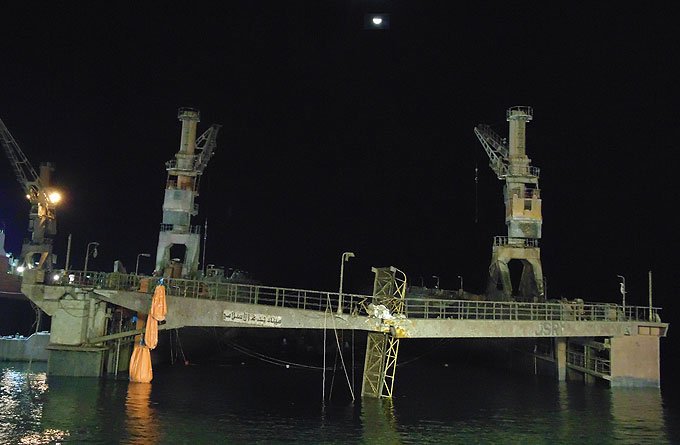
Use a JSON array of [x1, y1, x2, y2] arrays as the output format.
[[432, 275, 440, 289], [136, 253, 151, 275], [338, 252, 355, 314], [84, 241, 99, 274]]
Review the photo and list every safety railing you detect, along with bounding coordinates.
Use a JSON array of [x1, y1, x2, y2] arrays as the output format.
[[402, 298, 661, 323], [507, 165, 540, 178], [493, 236, 539, 248], [50, 270, 662, 324], [55, 270, 368, 315], [158, 224, 202, 234], [567, 350, 611, 375]]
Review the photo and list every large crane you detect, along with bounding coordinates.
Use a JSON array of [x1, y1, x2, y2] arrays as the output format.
[[474, 106, 544, 301], [155, 108, 220, 278], [0, 116, 61, 271]]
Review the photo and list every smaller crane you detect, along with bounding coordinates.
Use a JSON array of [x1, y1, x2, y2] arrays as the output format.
[[0, 116, 61, 271]]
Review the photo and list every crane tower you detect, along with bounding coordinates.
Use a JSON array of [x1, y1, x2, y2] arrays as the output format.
[[0, 117, 60, 271], [155, 108, 220, 278], [474, 106, 544, 301]]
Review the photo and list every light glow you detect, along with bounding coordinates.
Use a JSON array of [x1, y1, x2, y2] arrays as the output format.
[[372, 17, 383, 25], [48, 191, 62, 204]]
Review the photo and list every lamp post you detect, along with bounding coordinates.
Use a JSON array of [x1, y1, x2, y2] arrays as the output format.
[[617, 275, 626, 319], [136, 253, 151, 275], [543, 275, 548, 300], [338, 252, 355, 314], [432, 275, 440, 289], [457, 275, 463, 296], [83, 241, 99, 274]]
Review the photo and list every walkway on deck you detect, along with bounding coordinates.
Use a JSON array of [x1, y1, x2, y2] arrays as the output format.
[[50, 271, 664, 337]]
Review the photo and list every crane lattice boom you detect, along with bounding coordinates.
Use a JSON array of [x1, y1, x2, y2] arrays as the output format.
[[0, 115, 58, 270], [0, 117, 42, 199], [473, 124, 509, 179]]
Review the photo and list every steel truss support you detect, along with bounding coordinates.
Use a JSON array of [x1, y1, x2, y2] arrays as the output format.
[[361, 332, 400, 398], [361, 266, 406, 398]]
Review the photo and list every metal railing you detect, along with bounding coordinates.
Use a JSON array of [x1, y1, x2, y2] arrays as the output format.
[[402, 297, 660, 323], [56, 270, 368, 315], [567, 350, 611, 375], [493, 236, 539, 248], [50, 270, 662, 324], [507, 165, 540, 178], [159, 224, 202, 234]]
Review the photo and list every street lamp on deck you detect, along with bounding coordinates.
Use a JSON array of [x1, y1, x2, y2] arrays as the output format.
[[136, 253, 151, 275], [617, 275, 626, 318], [83, 242, 99, 275], [338, 252, 355, 314]]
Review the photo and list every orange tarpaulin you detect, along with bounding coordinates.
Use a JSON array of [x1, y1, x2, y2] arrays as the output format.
[[150, 284, 167, 321], [129, 284, 167, 383], [129, 344, 153, 383], [144, 313, 158, 349]]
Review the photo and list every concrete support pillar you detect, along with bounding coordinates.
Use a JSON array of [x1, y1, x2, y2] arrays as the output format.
[[610, 335, 661, 387], [46, 294, 110, 376], [554, 337, 567, 381]]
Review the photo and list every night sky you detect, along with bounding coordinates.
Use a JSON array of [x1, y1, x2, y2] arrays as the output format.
[[1, 1, 678, 328]]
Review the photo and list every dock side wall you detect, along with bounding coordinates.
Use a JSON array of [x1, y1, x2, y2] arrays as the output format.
[[610, 335, 661, 387]]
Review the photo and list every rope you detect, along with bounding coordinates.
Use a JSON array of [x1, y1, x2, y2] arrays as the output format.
[[169, 328, 175, 364], [351, 329, 355, 396], [322, 303, 328, 402], [227, 342, 327, 370], [175, 328, 187, 364], [326, 294, 355, 401], [328, 338, 339, 400], [397, 338, 451, 366]]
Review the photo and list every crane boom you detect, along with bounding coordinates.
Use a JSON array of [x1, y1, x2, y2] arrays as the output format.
[[193, 124, 221, 174], [0, 117, 41, 197], [473, 124, 509, 179], [0, 115, 59, 271]]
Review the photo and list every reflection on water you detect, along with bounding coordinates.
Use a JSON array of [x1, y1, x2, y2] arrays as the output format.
[[0, 362, 69, 444], [361, 398, 402, 444], [0, 360, 677, 444], [125, 382, 160, 444], [611, 388, 669, 443]]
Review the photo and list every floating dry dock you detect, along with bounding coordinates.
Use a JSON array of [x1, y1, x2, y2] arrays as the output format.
[[21, 267, 668, 393], [10, 106, 671, 396]]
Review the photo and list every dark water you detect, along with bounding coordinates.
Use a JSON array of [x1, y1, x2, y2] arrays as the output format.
[[1, 356, 678, 444]]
